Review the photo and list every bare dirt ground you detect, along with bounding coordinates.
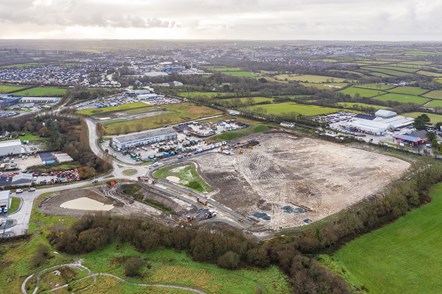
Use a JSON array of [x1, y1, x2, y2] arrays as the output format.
[[193, 133, 410, 229], [40, 187, 162, 219]]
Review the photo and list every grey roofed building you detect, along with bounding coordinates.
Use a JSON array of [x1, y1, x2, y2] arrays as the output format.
[[112, 127, 178, 149], [0, 139, 22, 157]]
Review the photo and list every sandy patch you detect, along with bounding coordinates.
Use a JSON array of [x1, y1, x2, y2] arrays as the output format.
[[166, 176, 181, 183], [60, 197, 114, 211]]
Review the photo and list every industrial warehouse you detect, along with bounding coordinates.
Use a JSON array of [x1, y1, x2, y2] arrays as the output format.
[[0, 140, 22, 157], [330, 110, 415, 136], [111, 127, 178, 150]]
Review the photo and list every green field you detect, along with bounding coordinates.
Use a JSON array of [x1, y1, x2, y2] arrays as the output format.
[[204, 66, 242, 72], [373, 93, 428, 105], [417, 70, 442, 77], [330, 183, 442, 293], [212, 124, 269, 141], [153, 164, 212, 193], [216, 97, 273, 105], [222, 71, 259, 77], [337, 102, 387, 110], [425, 100, 442, 108], [13, 87, 67, 97], [363, 67, 410, 77], [388, 86, 429, 96], [247, 102, 341, 116], [340, 86, 385, 98], [203, 66, 258, 77], [354, 83, 395, 90], [403, 112, 442, 123], [102, 103, 222, 135], [178, 91, 232, 99], [373, 66, 418, 73], [299, 82, 348, 90], [424, 90, 442, 99], [77, 102, 151, 116], [0, 84, 28, 93], [273, 74, 347, 83]]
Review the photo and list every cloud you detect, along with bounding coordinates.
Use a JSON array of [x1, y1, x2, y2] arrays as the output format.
[[0, 0, 441, 40]]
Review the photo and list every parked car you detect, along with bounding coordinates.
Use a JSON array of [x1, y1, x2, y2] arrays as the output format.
[[28, 187, 36, 192], [15, 189, 23, 194], [92, 179, 98, 184]]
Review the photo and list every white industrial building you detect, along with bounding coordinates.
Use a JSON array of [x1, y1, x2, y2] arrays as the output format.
[[345, 110, 414, 136], [0, 190, 11, 209], [111, 127, 178, 149], [0, 140, 22, 157], [20, 97, 61, 104]]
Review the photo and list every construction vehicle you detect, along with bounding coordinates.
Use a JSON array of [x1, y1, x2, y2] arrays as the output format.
[[239, 149, 244, 154], [197, 197, 208, 206], [107, 180, 117, 186]]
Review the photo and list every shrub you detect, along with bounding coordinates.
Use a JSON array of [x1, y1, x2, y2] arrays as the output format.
[[124, 256, 144, 277], [217, 251, 240, 270]]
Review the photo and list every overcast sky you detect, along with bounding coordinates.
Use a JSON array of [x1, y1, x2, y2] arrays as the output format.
[[0, 0, 441, 40]]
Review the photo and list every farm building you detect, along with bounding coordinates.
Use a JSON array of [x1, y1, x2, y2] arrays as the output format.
[[111, 127, 178, 149], [0, 190, 11, 209], [0, 140, 22, 157]]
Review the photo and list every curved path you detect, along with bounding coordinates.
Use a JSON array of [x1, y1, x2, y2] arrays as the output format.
[[22, 261, 206, 294]]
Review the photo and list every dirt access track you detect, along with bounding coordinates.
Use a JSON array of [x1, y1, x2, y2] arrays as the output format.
[[193, 133, 410, 229]]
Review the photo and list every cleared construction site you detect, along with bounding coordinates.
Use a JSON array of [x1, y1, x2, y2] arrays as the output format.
[[193, 133, 410, 230]]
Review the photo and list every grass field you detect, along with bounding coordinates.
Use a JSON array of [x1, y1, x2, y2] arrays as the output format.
[[417, 70, 442, 77], [77, 102, 151, 116], [222, 71, 259, 77], [336, 102, 387, 110], [273, 74, 346, 83], [340, 86, 385, 98], [13, 86, 67, 97], [299, 82, 348, 90], [388, 86, 429, 96], [215, 97, 274, 105], [373, 66, 418, 73], [373, 93, 429, 105], [102, 103, 222, 135], [178, 91, 232, 99], [0, 84, 28, 93], [403, 112, 442, 123], [212, 124, 269, 141], [204, 66, 242, 72], [424, 90, 442, 99], [354, 83, 395, 90], [153, 164, 212, 193], [425, 100, 442, 108], [329, 183, 442, 293], [247, 102, 341, 116], [203, 66, 258, 77], [363, 67, 410, 77]]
